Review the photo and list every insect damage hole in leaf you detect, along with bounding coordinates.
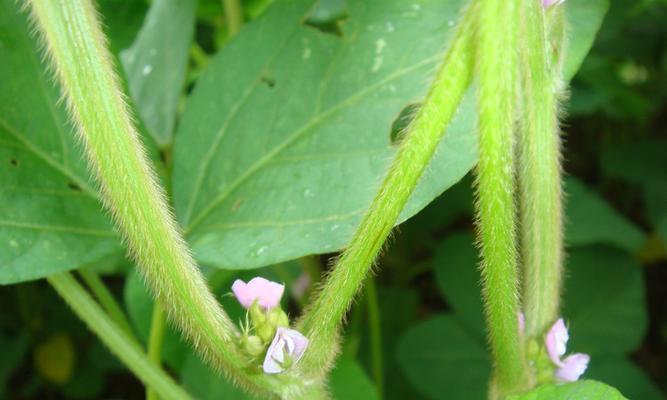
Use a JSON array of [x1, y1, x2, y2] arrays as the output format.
[[260, 74, 276, 88], [67, 182, 82, 192], [304, 0, 348, 37], [389, 102, 420, 145]]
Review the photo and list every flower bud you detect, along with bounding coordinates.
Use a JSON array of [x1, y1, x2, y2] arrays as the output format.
[[249, 302, 266, 327], [257, 322, 276, 343], [242, 335, 265, 357], [267, 308, 289, 328]]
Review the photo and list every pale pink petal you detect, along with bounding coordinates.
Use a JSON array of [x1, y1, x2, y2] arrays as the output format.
[[545, 318, 569, 366], [253, 277, 284, 309], [555, 353, 590, 382], [231, 279, 252, 308], [518, 312, 525, 334], [262, 327, 309, 374], [231, 277, 284, 310]]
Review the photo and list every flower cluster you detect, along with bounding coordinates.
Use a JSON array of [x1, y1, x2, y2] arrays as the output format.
[[231, 277, 309, 374], [545, 318, 590, 382]]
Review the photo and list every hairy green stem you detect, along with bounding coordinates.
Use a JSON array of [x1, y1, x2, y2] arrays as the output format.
[[365, 278, 384, 398], [79, 268, 136, 340], [474, 0, 529, 395], [47, 272, 192, 400], [297, 3, 476, 376], [26, 1, 296, 397], [147, 305, 167, 400], [518, 0, 565, 342], [223, 0, 243, 37]]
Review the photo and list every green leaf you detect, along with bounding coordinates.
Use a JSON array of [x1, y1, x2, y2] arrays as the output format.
[[600, 139, 667, 242], [565, 177, 646, 252], [120, 0, 197, 147], [0, 1, 120, 284], [174, 0, 478, 270], [330, 357, 380, 400], [564, 0, 610, 80], [600, 139, 667, 188], [97, 0, 147, 55], [585, 359, 665, 400], [508, 380, 627, 400], [396, 315, 489, 400], [563, 246, 647, 356], [433, 233, 485, 341]]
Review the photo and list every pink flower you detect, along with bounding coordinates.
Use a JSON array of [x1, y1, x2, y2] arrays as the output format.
[[555, 353, 591, 382], [545, 318, 590, 382], [232, 277, 284, 310], [545, 318, 569, 364], [262, 327, 309, 374], [543, 0, 565, 7]]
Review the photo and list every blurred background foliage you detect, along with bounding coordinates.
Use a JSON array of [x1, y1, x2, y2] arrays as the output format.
[[0, 0, 665, 398]]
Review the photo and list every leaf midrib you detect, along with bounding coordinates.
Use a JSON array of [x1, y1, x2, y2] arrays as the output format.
[[180, 23, 303, 226], [184, 54, 440, 235]]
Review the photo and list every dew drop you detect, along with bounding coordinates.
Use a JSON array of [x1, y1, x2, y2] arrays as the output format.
[[142, 65, 153, 76]]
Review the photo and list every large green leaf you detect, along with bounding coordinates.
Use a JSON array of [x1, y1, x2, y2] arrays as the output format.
[[329, 357, 380, 400], [564, 0, 610, 80], [600, 139, 667, 243], [565, 177, 646, 252], [508, 380, 626, 400], [564, 246, 647, 356], [97, 0, 147, 55], [120, 0, 197, 147], [396, 315, 489, 400], [585, 360, 665, 400], [0, 1, 120, 284], [174, 0, 477, 270], [174, 0, 611, 271]]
